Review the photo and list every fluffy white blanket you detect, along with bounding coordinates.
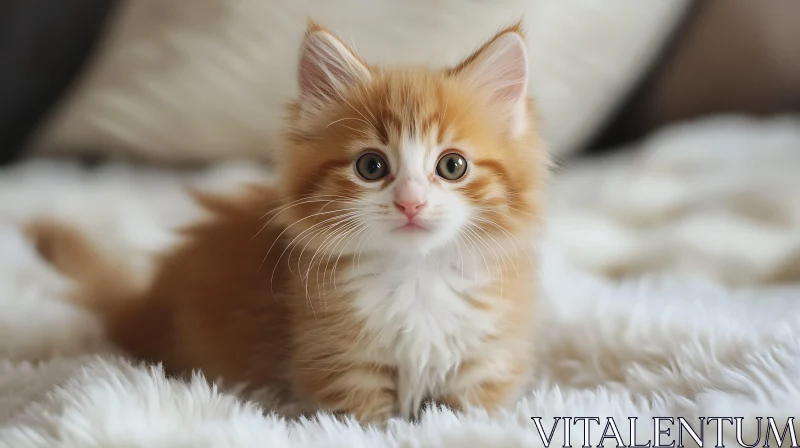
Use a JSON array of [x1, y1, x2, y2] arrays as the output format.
[[1, 115, 799, 447]]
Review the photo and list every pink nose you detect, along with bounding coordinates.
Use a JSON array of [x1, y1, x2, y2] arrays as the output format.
[[394, 200, 427, 218]]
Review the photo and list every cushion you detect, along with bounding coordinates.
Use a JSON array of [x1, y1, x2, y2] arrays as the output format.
[[25, 0, 690, 164]]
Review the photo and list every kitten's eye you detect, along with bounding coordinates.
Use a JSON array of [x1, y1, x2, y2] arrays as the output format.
[[436, 153, 468, 181], [355, 152, 389, 181]]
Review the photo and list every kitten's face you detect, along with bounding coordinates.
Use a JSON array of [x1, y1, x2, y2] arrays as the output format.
[[279, 22, 546, 258]]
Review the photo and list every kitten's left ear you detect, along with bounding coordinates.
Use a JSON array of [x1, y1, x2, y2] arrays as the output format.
[[451, 23, 529, 136]]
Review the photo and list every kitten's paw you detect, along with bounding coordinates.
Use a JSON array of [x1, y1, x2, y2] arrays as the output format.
[[313, 387, 399, 426], [437, 374, 522, 417], [350, 392, 399, 425]]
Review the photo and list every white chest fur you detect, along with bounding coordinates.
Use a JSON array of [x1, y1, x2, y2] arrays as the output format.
[[346, 255, 502, 416]]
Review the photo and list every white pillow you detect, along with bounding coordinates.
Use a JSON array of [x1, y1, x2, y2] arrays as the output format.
[[26, 0, 690, 163]]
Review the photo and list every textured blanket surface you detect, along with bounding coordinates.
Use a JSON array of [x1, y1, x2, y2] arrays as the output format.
[[1, 115, 799, 447]]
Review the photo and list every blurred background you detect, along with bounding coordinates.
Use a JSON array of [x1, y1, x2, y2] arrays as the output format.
[[1, 0, 798, 286]]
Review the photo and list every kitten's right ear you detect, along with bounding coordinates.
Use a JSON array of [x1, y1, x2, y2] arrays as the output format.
[[297, 21, 371, 111], [450, 21, 529, 137]]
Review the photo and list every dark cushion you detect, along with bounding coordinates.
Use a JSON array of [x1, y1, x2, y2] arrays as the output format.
[[0, 0, 119, 164]]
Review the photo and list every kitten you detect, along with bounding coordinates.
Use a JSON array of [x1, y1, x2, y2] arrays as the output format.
[[26, 20, 549, 423]]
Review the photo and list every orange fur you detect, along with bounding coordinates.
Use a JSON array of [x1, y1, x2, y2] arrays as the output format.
[[26, 20, 548, 424]]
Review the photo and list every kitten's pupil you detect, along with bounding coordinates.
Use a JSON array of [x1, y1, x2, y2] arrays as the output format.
[[446, 158, 458, 174], [368, 158, 380, 174]]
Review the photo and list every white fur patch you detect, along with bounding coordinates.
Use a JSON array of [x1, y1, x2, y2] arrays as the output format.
[[344, 252, 501, 417]]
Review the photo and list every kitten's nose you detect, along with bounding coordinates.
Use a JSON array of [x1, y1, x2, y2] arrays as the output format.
[[394, 200, 427, 218]]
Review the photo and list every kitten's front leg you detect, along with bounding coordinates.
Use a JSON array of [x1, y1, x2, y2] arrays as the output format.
[[438, 354, 529, 415], [293, 357, 399, 424]]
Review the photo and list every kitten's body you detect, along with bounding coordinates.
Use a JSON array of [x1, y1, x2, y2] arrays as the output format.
[[27, 21, 548, 422]]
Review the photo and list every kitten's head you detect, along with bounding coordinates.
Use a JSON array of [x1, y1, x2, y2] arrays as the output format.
[[277, 20, 547, 258]]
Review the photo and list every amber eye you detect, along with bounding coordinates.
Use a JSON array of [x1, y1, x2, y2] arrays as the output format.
[[355, 152, 389, 181], [436, 153, 468, 181]]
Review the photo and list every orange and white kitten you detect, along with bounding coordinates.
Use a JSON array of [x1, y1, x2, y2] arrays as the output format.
[[27, 20, 548, 423]]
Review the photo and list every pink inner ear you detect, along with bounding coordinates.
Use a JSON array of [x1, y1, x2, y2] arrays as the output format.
[[464, 32, 529, 108], [297, 32, 370, 107], [298, 50, 333, 102], [493, 71, 526, 105]]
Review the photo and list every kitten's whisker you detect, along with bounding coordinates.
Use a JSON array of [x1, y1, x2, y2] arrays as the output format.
[[271, 220, 355, 312], [463, 225, 505, 295], [290, 211, 361, 275], [333, 215, 382, 287], [263, 193, 364, 212], [470, 215, 534, 270], [458, 227, 492, 287], [448, 95, 478, 127], [476, 231, 516, 294], [255, 197, 338, 240], [305, 217, 360, 309], [262, 192, 353, 206], [318, 219, 363, 305], [313, 227, 356, 308], [337, 124, 371, 135], [467, 221, 519, 277], [476, 202, 533, 217], [458, 233, 481, 280], [472, 222, 516, 278], [303, 218, 357, 319], [342, 97, 380, 136], [254, 197, 361, 239], [251, 192, 343, 216], [283, 211, 361, 276], [292, 223, 347, 278], [326, 220, 371, 298], [304, 182, 385, 208], [452, 233, 465, 278], [471, 210, 536, 262], [291, 211, 366, 278], [263, 210, 360, 297], [355, 95, 379, 126], [330, 219, 378, 297], [326, 117, 372, 129], [350, 225, 371, 274], [355, 226, 379, 273], [259, 194, 359, 220], [295, 225, 337, 278]]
